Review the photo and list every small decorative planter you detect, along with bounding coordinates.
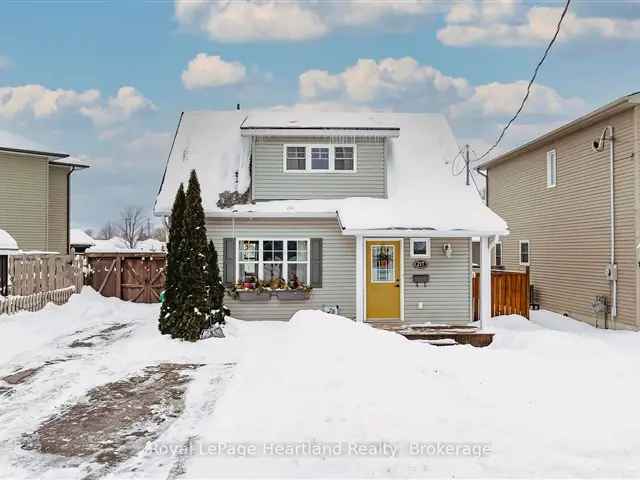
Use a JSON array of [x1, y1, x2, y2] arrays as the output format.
[[237, 290, 271, 302], [275, 289, 308, 301]]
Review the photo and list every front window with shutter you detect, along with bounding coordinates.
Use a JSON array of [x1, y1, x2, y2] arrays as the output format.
[[236, 239, 310, 285]]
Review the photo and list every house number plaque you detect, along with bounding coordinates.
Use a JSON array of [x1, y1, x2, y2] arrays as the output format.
[[413, 259, 428, 269]]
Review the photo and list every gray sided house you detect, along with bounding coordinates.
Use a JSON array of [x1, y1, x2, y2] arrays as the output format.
[[481, 92, 640, 331], [155, 111, 507, 327], [0, 146, 89, 254]]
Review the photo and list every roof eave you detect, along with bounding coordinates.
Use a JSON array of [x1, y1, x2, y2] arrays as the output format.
[[340, 228, 509, 238], [240, 127, 400, 138], [0, 146, 69, 159], [479, 92, 640, 170]]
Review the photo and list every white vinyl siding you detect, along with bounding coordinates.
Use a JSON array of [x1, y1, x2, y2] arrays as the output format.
[[258, 137, 382, 200], [547, 149, 557, 187], [207, 217, 356, 321]]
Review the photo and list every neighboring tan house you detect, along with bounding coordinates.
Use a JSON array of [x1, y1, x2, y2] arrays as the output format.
[[0, 146, 89, 254], [480, 92, 640, 331], [155, 111, 507, 327]]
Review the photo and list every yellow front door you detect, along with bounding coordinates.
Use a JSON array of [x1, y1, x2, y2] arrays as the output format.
[[366, 240, 401, 320]]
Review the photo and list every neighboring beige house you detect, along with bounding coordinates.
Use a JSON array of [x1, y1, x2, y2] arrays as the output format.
[[0, 146, 89, 254], [480, 92, 640, 331]]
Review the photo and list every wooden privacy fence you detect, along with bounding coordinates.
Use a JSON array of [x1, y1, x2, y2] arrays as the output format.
[[0, 254, 84, 315], [85, 253, 166, 303], [473, 269, 530, 320]]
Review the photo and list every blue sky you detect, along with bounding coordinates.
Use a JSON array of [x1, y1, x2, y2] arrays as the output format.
[[1, 0, 639, 230]]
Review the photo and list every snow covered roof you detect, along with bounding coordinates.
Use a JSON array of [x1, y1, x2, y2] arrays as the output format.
[[86, 237, 166, 253], [155, 110, 507, 236], [70, 229, 95, 247], [0, 228, 19, 253], [155, 111, 251, 216], [240, 111, 400, 137]]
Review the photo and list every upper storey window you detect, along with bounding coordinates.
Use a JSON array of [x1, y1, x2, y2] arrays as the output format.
[[283, 144, 357, 172], [286, 146, 306, 171], [311, 147, 330, 170]]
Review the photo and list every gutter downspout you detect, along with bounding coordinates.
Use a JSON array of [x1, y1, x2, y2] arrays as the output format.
[[66, 166, 78, 254], [609, 126, 617, 323]]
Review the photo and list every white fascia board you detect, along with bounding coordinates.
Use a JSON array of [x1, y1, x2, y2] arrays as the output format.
[[205, 210, 338, 219], [341, 229, 509, 238], [240, 128, 399, 138]]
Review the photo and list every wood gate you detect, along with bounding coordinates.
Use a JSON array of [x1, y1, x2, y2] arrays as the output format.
[[86, 253, 166, 303], [473, 269, 530, 320]]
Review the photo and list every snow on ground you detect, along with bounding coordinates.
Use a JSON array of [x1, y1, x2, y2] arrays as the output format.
[[0, 228, 19, 253], [1, 294, 640, 478]]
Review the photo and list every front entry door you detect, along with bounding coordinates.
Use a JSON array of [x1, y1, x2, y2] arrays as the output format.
[[366, 240, 401, 320]]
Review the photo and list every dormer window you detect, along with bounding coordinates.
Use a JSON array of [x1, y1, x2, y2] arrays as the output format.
[[283, 144, 357, 172], [311, 146, 330, 170], [335, 146, 354, 170], [286, 146, 306, 171]]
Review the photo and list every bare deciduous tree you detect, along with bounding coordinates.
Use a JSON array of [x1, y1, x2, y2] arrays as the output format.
[[117, 206, 147, 249], [98, 221, 115, 240]]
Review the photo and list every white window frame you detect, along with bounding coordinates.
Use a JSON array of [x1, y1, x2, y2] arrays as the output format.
[[495, 241, 503, 266], [283, 143, 357, 173], [370, 244, 397, 284], [410, 238, 431, 258], [283, 144, 308, 172], [235, 238, 310, 285], [547, 149, 557, 188], [519, 240, 530, 266]]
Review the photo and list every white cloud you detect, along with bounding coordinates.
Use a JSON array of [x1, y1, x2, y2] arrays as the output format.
[[126, 131, 172, 153], [0, 84, 99, 119], [449, 81, 587, 119], [175, 0, 327, 42], [181, 53, 246, 89], [79, 86, 155, 126], [299, 57, 471, 108], [174, 0, 436, 42], [438, 5, 640, 47], [446, 0, 516, 24]]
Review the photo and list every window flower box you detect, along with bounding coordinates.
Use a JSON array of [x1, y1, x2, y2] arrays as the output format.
[[237, 290, 271, 302], [275, 289, 309, 301]]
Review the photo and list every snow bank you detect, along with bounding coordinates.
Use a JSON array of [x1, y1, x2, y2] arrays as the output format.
[[154, 111, 251, 214], [0, 228, 19, 252], [69, 229, 95, 247], [186, 308, 640, 477]]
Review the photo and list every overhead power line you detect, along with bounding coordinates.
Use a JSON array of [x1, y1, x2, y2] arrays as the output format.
[[473, 0, 572, 164]]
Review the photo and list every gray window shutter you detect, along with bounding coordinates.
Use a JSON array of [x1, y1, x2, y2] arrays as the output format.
[[223, 238, 235, 286], [310, 238, 323, 288]]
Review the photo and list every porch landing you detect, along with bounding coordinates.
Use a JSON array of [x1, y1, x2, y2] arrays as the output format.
[[368, 322, 494, 348]]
